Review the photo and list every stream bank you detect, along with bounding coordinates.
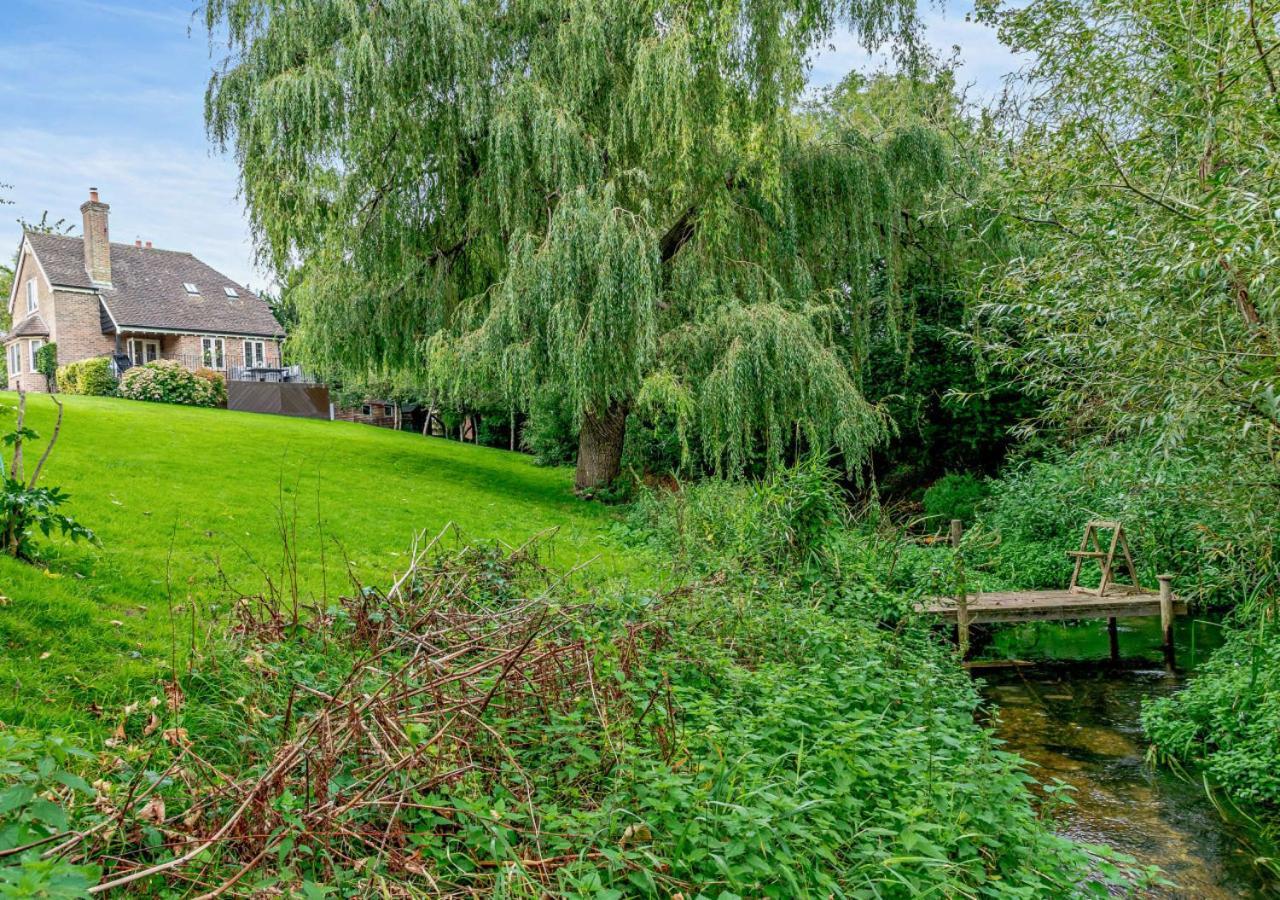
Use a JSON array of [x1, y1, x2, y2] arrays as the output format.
[[975, 616, 1278, 897]]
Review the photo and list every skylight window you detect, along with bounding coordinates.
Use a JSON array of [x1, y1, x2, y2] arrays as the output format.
[[224, 286, 239, 298], [184, 283, 200, 295]]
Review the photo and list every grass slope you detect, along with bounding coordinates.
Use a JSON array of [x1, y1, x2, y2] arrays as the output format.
[[0, 393, 630, 732]]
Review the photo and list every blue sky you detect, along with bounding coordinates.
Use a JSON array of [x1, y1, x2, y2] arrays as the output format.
[[0, 1, 1020, 290]]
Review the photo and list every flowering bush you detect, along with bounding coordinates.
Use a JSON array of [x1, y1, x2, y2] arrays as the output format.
[[193, 367, 229, 406], [118, 360, 224, 407], [57, 357, 117, 396]]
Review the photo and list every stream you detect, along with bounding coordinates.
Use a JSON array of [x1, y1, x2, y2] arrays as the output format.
[[974, 616, 1279, 897]]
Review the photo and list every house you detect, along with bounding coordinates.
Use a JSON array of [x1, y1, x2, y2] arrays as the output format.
[[5, 189, 284, 392]]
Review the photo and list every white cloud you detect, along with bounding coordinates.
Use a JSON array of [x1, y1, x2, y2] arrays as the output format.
[[0, 128, 264, 291]]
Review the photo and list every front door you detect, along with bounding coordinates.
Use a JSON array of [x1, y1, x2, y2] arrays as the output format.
[[127, 339, 159, 366]]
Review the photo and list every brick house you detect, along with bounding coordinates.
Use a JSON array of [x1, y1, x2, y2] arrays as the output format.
[[5, 189, 284, 392]]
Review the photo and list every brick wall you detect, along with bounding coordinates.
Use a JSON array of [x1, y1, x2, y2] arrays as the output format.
[[5, 340, 49, 392], [168, 334, 282, 369], [52, 290, 115, 364], [6, 246, 52, 392]]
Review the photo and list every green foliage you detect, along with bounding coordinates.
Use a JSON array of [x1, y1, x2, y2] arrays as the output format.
[[0, 398, 96, 562], [0, 732, 100, 897], [960, 1, 1280, 833], [118, 360, 223, 407], [203, 0, 968, 485], [58, 531, 1136, 896], [1144, 599, 1280, 813], [0, 478, 96, 563], [865, 285, 1035, 495], [443, 186, 659, 433], [192, 368, 229, 406], [627, 456, 847, 576], [56, 358, 115, 397], [0, 264, 11, 316], [33, 343, 56, 385], [923, 473, 989, 527], [970, 0, 1279, 519], [969, 441, 1279, 603]]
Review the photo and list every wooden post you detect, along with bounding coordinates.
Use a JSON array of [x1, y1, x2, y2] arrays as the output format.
[[950, 519, 969, 657], [1158, 574, 1175, 669], [1108, 617, 1119, 663]]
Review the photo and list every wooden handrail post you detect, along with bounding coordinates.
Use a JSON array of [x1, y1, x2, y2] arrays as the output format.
[[950, 519, 969, 657], [1157, 574, 1175, 669]]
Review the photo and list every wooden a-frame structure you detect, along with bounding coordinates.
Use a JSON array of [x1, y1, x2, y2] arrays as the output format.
[[1068, 520, 1141, 596]]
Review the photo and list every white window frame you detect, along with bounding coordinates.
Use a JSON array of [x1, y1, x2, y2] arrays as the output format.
[[224, 286, 239, 298], [200, 337, 225, 369], [127, 338, 159, 365], [184, 282, 200, 295], [28, 339, 44, 371], [25, 279, 37, 314], [243, 339, 266, 367], [8, 343, 21, 376]]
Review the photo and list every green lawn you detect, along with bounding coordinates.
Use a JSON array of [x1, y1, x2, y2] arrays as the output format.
[[0, 393, 633, 732]]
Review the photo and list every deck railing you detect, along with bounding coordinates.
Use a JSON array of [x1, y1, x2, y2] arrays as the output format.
[[112, 352, 319, 384]]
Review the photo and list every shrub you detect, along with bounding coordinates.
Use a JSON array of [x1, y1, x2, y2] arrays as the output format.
[[0, 393, 96, 561], [34, 342, 57, 388], [49, 537, 1141, 896], [193, 367, 228, 406], [627, 456, 846, 576], [922, 472, 989, 526], [0, 731, 101, 895], [118, 360, 223, 407], [971, 440, 1280, 603], [1144, 600, 1280, 812], [56, 357, 116, 396]]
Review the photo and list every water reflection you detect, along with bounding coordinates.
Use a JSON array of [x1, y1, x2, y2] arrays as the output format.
[[975, 618, 1277, 897]]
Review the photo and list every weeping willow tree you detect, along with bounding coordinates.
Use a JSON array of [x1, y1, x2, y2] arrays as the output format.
[[206, 0, 954, 490]]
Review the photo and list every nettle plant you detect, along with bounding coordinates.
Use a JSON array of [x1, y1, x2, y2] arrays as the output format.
[[0, 392, 95, 561]]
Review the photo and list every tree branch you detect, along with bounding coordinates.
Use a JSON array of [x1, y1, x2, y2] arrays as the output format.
[[28, 394, 63, 489], [1250, 0, 1280, 102]]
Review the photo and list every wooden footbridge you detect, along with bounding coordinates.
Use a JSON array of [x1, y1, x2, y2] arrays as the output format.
[[921, 521, 1184, 662]]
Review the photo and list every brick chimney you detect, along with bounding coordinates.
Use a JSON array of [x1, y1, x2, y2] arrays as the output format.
[[80, 188, 111, 284]]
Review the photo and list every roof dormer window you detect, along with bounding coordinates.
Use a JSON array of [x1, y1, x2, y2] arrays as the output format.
[[26, 279, 37, 314], [223, 287, 239, 298], [184, 282, 200, 295]]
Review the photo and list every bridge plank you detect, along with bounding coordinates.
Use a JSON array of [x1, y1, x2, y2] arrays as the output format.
[[920, 589, 1186, 625]]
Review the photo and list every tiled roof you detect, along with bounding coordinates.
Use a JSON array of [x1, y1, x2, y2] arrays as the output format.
[[9, 314, 50, 338], [24, 232, 284, 338]]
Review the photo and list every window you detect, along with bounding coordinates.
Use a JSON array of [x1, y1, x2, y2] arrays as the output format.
[[361, 404, 372, 416], [7, 343, 21, 376], [25, 279, 37, 314], [29, 339, 43, 370], [127, 338, 159, 365], [184, 282, 200, 295], [243, 339, 266, 367], [200, 337, 225, 369], [224, 287, 239, 298]]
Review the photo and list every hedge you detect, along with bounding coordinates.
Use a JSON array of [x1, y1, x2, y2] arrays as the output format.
[[57, 357, 117, 396]]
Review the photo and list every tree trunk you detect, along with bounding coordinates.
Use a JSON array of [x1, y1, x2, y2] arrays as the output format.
[[575, 402, 627, 493]]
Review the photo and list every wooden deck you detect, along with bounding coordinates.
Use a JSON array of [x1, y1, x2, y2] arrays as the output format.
[[920, 588, 1186, 625]]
